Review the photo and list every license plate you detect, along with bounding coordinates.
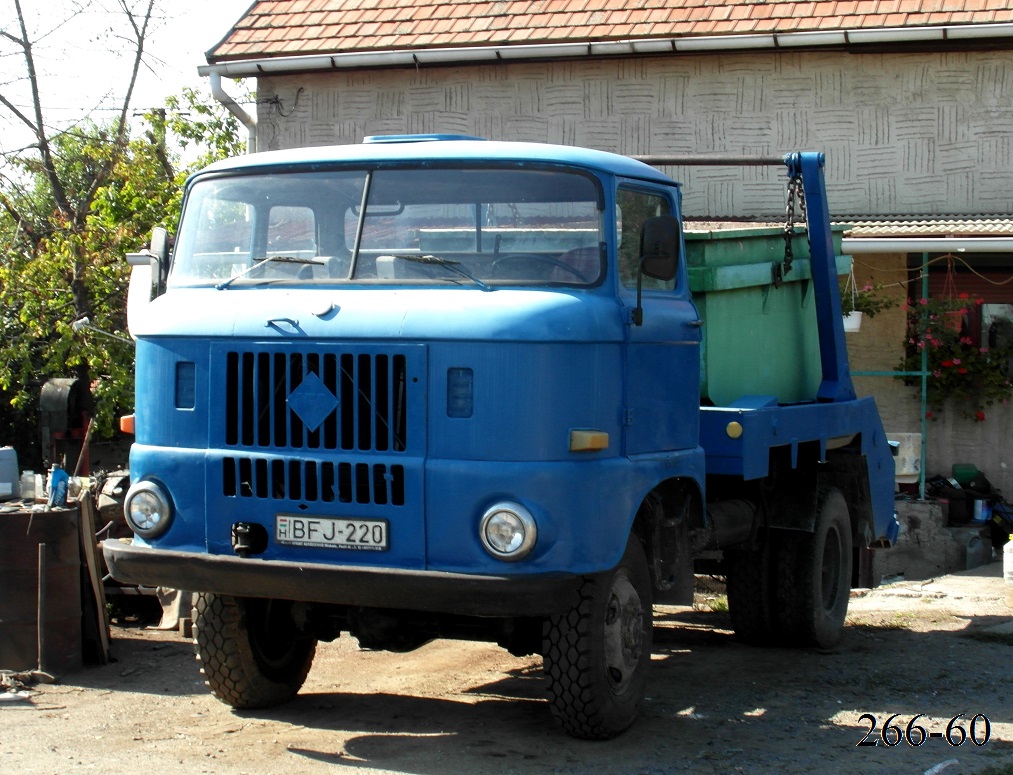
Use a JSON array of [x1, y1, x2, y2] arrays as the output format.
[[275, 515, 388, 551]]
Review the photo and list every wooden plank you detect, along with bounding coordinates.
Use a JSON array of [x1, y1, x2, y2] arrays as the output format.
[[77, 491, 110, 663]]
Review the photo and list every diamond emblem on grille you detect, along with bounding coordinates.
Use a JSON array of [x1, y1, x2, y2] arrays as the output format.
[[287, 372, 338, 431]]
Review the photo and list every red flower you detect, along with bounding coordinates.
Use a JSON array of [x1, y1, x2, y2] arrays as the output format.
[[975, 411, 986, 422]]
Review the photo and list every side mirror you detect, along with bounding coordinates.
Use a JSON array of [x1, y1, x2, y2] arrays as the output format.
[[125, 226, 171, 335], [149, 226, 170, 294], [631, 215, 681, 326], [639, 215, 680, 281]]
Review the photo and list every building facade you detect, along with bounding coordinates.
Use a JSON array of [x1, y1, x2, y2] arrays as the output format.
[[203, 0, 1013, 497]]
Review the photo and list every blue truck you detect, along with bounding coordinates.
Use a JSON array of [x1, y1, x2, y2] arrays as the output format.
[[104, 136, 898, 740]]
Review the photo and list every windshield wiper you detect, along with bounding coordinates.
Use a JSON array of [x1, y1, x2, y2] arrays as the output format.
[[391, 254, 492, 292], [216, 255, 324, 290]]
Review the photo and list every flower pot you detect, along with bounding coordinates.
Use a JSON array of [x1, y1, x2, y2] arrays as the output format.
[[943, 310, 964, 332], [843, 310, 863, 332]]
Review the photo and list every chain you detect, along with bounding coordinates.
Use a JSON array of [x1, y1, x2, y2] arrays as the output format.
[[777, 173, 807, 288]]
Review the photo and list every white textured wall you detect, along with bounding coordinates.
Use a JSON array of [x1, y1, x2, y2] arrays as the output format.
[[255, 48, 1013, 496], [258, 48, 1013, 219]]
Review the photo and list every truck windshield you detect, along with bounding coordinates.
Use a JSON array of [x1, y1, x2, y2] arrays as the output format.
[[168, 166, 605, 289]]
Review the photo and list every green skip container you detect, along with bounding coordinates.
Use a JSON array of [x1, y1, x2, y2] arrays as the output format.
[[686, 226, 850, 407]]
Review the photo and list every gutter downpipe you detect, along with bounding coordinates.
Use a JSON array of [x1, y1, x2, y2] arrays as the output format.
[[841, 237, 1013, 501], [209, 71, 257, 154]]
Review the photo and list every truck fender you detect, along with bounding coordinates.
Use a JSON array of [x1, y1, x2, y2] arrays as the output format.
[[633, 478, 703, 605]]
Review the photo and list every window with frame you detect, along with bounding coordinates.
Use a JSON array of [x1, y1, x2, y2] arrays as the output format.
[[617, 187, 674, 291]]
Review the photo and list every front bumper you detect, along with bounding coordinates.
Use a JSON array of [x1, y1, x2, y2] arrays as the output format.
[[102, 539, 586, 618]]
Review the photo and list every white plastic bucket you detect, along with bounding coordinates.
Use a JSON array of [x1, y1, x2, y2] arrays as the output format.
[[843, 311, 863, 332], [888, 432, 921, 485]]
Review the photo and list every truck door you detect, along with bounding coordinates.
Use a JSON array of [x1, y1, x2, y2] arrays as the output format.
[[618, 184, 701, 456]]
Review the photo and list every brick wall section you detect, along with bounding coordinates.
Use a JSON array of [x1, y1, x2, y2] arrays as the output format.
[[257, 48, 1013, 219]]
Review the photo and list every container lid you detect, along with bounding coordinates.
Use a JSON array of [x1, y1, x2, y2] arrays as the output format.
[[951, 463, 980, 485]]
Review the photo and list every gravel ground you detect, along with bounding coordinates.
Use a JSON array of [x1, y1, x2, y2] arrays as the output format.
[[2, 561, 1011, 775]]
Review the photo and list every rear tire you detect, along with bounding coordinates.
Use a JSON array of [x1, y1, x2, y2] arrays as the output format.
[[193, 593, 317, 709], [775, 487, 853, 649], [725, 538, 776, 645], [543, 534, 653, 740]]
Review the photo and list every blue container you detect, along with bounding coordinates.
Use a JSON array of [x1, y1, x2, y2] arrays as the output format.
[[47, 465, 69, 509]]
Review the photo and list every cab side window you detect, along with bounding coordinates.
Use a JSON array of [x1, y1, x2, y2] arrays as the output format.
[[617, 188, 673, 291]]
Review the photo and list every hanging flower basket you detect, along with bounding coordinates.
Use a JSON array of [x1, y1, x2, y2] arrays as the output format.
[[943, 309, 965, 332], [840, 264, 897, 333], [843, 310, 863, 332], [896, 291, 1013, 422]]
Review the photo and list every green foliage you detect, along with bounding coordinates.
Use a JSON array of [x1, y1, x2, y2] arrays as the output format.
[[164, 87, 246, 171], [839, 279, 900, 319], [896, 293, 1013, 422], [0, 87, 245, 449]]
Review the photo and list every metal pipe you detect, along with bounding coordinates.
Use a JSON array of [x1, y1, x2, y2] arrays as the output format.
[[37, 542, 46, 674], [919, 253, 929, 501], [209, 72, 257, 154], [633, 154, 786, 166]]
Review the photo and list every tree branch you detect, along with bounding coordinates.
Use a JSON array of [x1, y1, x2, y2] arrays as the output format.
[[78, 0, 156, 217], [0, 190, 37, 244], [11, 0, 73, 218]]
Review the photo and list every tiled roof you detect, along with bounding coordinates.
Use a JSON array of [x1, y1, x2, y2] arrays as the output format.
[[684, 219, 1013, 237], [846, 219, 1013, 237], [208, 0, 1013, 62]]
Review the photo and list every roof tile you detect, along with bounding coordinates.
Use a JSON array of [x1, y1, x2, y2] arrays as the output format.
[[209, 0, 1013, 62]]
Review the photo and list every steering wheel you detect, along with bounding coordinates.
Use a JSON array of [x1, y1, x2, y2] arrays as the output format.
[[491, 253, 591, 283]]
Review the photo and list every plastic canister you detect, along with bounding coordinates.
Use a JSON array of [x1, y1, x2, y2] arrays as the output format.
[[1005, 541, 1013, 609], [46, 464, 69, 509], [0, 447, 18, 500], [19, 471, 35, 500], [970, 499, 993, 524]]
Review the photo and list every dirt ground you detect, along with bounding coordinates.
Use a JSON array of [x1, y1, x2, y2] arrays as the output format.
[[2, 562, 1011, 775]]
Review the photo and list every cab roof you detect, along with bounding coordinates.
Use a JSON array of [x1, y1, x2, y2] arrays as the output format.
[[196, 135, 676, 186]]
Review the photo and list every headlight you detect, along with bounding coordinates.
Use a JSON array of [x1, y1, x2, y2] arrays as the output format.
[[479, 502, 537, 561], [123, 480, 173, 539]]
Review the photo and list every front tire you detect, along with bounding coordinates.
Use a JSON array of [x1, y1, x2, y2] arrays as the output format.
[[193, 593, 317, 709], [543, 534, 653, 740]]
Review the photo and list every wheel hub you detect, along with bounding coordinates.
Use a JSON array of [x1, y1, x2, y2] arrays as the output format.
[[602, 574, 644, 693], [821, 527, 842, 611]]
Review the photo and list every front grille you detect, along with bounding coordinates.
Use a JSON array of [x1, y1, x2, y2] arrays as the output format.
[[223, 456, 406, 506], [224, 350, 408, 452]]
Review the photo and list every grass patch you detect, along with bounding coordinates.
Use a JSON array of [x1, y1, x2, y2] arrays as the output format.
[[706, 595, 729, 614], [847, 611, 918, 630]]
